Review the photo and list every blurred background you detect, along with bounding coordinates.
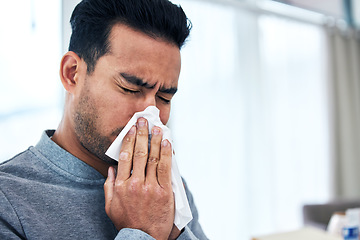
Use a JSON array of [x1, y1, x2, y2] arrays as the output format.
[[1, 0, 360, 239]]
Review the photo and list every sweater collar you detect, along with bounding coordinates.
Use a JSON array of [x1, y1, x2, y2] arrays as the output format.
[[35, 130, 105, 181]]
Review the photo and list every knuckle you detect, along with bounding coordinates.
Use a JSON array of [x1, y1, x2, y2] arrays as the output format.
[[127, 178, 142, 193], [114, 180, 124, 190], [157, 167, 166, 176], [119, 151, 131, 162], [103, 181, 112, 190], [103, 180, 110, 187], [145, 184, 161, 198], [133, 150, 147, 159], [148, 156, 159, 163], [137, 129, 147, 136], [124, 136, 132, 143], [142, 184, 152, 197], [157, 188, 171, 201], [157, 163, 169, 174]]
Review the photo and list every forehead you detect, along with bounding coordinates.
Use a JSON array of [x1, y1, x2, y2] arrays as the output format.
[[105, 24, 181, 88]]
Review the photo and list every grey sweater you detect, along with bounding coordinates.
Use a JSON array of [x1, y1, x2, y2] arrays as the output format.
[[0, 130, 207, 240]]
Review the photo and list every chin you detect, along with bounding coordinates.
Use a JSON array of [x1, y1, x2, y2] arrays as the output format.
[[100, 154, 119, 166]]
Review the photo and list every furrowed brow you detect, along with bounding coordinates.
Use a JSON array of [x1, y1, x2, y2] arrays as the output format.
[[120, 73, 156, 89], [159, 86, 178, 95], [120, 72, 178, 95]]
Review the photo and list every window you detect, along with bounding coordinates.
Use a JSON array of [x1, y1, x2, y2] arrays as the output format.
[[0, 0, 332, 238], [171, 1, 331, 238], [0, 0, 62, 161]]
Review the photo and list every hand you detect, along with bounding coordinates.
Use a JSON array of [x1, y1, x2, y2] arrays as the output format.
[[104, 118, 178, 240]]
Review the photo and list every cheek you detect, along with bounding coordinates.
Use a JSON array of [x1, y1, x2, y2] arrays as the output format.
[[97, 95, 134, 134], [109, 102, 134, 124]]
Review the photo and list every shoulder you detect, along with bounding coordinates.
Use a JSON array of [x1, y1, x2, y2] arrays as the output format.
[[0, 146, 49, 192], [0, 147, 40, 177]]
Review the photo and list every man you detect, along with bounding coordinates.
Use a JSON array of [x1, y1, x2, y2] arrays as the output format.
[[0, 0, 207, 239]]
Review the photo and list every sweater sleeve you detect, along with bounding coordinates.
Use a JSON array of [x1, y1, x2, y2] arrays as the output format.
[[0, 188, 25, 239], [115, 228, 156, 240]]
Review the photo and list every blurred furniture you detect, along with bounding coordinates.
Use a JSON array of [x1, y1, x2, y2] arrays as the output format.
[[252, 227, 342, 240], [303, 200, 360, 230]]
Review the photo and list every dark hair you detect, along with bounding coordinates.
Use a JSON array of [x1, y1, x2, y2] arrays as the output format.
[[69, 0, 191, 73]]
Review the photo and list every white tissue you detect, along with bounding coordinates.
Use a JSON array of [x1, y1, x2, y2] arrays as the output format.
[[105, 106, 193, 230]]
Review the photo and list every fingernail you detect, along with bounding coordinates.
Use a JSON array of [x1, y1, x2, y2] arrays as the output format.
[[138, 118, 146, 127], [107, 166, 116, 178], [128, 125, 136, 134], [161, 139, 169, 147], [153, 127, 161, 135], [107, 166, 113, 178]]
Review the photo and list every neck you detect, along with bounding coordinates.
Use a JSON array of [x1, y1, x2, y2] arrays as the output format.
[[51, 119, 111, 177]]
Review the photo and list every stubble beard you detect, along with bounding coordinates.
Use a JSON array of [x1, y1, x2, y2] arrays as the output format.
[[73, 92, 122, 165]]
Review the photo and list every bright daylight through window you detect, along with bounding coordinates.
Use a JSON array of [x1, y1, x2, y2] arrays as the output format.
[[0, 0, 62, 161], [0, 0, 333, 239]]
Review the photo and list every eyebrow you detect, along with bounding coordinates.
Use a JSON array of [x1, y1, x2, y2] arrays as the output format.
[[120, 73, 156, 89], [120, 72, 178, 95]]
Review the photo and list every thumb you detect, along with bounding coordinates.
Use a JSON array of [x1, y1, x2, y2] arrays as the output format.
[[104, 166, 115, 213]]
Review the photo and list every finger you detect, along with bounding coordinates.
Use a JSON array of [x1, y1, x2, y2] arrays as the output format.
[[104, 166, 115, 213], [146, 126, 162, 182], [132, 118, 149, 181], [157, 139, 172, 188], [116, 125, 136, 182]]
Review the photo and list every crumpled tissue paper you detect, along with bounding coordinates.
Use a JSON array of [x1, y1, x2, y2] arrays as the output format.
[[105, 106, 193, 230]]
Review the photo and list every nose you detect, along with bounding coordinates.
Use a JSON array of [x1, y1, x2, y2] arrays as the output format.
[[137, 94, 157, 112]]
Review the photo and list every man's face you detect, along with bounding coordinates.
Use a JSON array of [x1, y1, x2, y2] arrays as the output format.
[[73, 24, 181, 163]]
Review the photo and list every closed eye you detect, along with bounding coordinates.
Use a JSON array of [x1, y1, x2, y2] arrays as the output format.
[[120, 86, 140, 94], [157, 95, 171, 104]]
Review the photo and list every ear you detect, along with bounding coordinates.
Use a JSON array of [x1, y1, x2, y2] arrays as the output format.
[[59, 51, 86, 93]]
